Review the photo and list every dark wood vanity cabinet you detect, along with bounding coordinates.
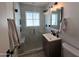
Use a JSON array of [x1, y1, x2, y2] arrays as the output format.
[[42, 36, 62, 57]]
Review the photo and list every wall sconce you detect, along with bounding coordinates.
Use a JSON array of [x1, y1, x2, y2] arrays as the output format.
[[56, 2, 64, 10], [43, 9, 48, 13], [43, 9, 48, 15], [50, 2, 64, 12], [50, 4, 57, 11], [54, 2, 58, 5]]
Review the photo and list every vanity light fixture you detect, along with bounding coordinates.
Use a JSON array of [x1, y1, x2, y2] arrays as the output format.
[[50, 2, 64, 12], [54, 2, 58, 5], [44, 2, 64, 15]]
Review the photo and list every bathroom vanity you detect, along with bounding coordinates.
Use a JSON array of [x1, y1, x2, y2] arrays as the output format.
[[42, 33, 61, 57]]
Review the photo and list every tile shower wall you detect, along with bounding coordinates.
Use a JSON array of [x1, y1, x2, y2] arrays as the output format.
[[20, 3, 45, 38]]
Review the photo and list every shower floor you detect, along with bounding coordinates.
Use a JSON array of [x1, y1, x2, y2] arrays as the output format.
[[18, 34, 43, 55]]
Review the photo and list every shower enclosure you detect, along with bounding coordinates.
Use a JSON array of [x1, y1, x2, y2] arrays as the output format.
[[14, 2, 46, 55]]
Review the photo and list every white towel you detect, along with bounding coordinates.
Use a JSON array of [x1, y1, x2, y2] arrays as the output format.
[[7, 19, 20, 50]]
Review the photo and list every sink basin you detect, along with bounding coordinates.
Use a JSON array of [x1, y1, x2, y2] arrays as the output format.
[[43, 33, 61, 42]]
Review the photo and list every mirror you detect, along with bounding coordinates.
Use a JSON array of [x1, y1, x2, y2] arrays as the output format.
[[50, 7, 64, 30], [50, 7, 64, 37], [45, 2, 64, 33], [51, 9, 61, 29]]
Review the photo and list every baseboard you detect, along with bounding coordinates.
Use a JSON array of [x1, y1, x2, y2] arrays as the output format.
[[18, 47, 43, 57]]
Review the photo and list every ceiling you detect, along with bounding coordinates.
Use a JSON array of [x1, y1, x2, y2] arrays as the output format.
[[21, 2, 49, 7]]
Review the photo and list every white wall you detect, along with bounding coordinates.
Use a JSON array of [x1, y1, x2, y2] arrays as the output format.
[[64, 2, 79, 37], [62, 2, 79, 49], [0, 2, 13, 56]]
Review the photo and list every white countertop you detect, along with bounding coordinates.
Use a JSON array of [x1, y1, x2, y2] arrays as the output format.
[[43, 33, 61, 42]]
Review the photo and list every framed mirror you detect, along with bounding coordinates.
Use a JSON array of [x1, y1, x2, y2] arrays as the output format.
[[50, 7, 64, 30]]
